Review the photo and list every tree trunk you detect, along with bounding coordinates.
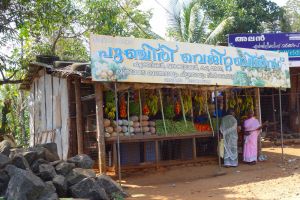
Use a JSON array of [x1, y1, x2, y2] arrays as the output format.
[[20, 90, 27, 145], [1, 100, 10, 135]]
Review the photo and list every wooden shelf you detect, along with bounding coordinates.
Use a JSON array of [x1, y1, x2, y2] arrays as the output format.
[[84, 113, 96, 117], [105, 132, 214, 143], [81, 94, 95, 101], [84, 130, 97, 133]]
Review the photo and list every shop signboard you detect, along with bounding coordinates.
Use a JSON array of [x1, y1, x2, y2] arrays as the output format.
[[228, 32, 300, 61], [90, 34, 290, 88]]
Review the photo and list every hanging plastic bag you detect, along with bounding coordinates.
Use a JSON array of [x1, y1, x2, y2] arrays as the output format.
[[218, 139, 224, 158]]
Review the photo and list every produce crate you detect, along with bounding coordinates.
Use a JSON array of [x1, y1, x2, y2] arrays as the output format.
[[120, 143, 141, 166]]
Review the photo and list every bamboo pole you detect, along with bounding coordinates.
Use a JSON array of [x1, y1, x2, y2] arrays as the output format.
[[95, 83, 106, 173], [279, 87, 284, 164], [74, 78, 83, 154], [189, 89, 194, 124], [158, 89, 167, 135], [127, 90, 130, 136], [114, 82, 122, 184], [215, 85, 221, 170], [206, 91, 214, 137], [179, 89, 187, 128], [138, 90, 143, 134]]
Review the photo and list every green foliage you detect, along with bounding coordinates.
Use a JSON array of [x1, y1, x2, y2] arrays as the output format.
[[167, 0, 290, 45], [111, 192, 124, 200], [0, 84, 29, 146], [283, 0, 300, 32], [202, 0, 289, 43], [0, 0, 154, 145], [167, 0, 208, 43]]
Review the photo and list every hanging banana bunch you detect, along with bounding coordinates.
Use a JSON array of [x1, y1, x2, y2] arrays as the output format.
[[194, 91, 207, 115]]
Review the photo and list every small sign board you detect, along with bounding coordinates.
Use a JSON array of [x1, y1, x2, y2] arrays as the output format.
[[228, 32, 300, 61]]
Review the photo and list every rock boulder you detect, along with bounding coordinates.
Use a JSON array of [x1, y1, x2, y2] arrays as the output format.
[[55, 161, 75, 176], [69, 177, 109, 200], [66, 168, 96, 186], [11, 154, 30, 170], [38, 163, 57, 181], [5, 166, 46, 200], [0, 153, 10, 169], [67, 154, 94, 169], [52, 175, 67, 197], [96, 174, 128, 198]]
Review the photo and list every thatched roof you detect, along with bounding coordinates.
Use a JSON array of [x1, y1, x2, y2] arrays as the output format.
[[20, 61, 91, 90]]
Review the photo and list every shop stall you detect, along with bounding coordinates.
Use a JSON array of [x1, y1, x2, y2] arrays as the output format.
[[21, 34, 290, 177]]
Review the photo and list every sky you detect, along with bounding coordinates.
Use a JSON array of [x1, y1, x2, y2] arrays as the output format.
[[140, 0, 288, 38]]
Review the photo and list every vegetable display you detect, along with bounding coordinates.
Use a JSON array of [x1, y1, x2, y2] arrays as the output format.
[[104, 91, 116, 120], [175, 101, 181, 115], [156, 120, 197, 136], [146, 94, 159, 116], [165, 104, 175, 119], [183, 92, 192, 115], [142, 104, 150, 116], [119, 95, 127, 118]]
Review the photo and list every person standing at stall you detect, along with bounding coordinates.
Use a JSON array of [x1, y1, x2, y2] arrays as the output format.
[[220, 109, 238, 167], [243, 110, 262, 165]]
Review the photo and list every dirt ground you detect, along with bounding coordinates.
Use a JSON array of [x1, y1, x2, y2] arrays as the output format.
[[122, 144, 300, 200]]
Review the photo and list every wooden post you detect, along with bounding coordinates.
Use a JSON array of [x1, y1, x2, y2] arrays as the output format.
[[254, 88, 262, 123], [272, 90, 277, 130], [113, 143, 118, 173], [192, 137, 197, 160], [179, 89, 187, 128], [158, 89, 167, 135], [155, 140, 159, 169], [254, 88, 262, 158], [74, 78, 84, 154], [189, 89, 194, 123], [95, 83, 106, 174]]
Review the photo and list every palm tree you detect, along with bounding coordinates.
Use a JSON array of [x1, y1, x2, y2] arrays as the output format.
[[167, 0, 234, 45]]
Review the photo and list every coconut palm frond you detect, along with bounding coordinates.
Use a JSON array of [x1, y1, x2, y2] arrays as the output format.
[[167, 0, 184, 41], [205, 16, 234, 44], [189, 3, 207, 43]]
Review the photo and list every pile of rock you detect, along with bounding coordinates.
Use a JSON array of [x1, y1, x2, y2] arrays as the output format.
[[0, 140, 127, 200]]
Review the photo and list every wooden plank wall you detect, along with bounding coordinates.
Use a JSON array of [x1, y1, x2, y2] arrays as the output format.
[[28, 68, 70, 159]]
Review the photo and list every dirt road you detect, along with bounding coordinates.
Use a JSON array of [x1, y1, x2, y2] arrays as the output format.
[[123, 145, 300, 200]]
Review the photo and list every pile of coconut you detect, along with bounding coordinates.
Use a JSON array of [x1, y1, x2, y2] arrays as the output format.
[[104, 115, 156, 137]]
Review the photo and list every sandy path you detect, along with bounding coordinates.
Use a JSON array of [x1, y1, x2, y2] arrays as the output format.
[[123, 145, 300, 200]]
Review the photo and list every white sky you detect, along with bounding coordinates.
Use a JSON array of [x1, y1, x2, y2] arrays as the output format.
[[140, 0, 288, 38]]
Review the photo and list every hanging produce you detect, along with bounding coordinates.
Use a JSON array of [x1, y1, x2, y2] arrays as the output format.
[[129, 102, 140, 116], [194, 92, 206, 115], [183, 92, 192, 115], [146, 94, 159, 116], [242, 95, 254, 113], [104, 91, 116, 120], [143, 104, 150, 115], [119, 95, 127, 118], [165, 104, 175, 119], [175, 101, 181, 115]]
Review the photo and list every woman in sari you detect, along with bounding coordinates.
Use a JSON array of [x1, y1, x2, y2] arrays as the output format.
[[220, 109, 238, 167], [243, 110, 262, 164]]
